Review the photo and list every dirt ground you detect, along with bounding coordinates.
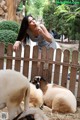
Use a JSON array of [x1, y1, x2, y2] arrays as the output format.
[[0, 43, 80, 120], [0, 104, 80, 120], [43, 106, 80, 120]]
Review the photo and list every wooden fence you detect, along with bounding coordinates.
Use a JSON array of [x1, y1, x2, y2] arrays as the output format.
[[0, 42, 80, 105]]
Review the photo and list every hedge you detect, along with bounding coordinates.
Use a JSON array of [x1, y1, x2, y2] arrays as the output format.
[[0, 21, 20, 34], [0, 30, 17, 52]]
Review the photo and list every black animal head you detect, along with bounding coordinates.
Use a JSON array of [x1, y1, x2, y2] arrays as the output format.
[[31, 76, 46, 89]]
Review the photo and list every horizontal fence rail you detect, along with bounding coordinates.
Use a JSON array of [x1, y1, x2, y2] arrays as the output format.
[[0, 42, 80, 105]]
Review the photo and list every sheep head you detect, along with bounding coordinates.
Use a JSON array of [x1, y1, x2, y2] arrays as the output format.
[[31, 76, 47, 90]]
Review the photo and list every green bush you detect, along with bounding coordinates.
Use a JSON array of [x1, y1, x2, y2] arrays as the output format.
[[0, 30, 17, 52], [0, 21, 20, 33]]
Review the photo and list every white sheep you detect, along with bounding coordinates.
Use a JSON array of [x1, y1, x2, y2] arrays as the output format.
[[0, 69, 30, 120], [31, 76, 77, 113], [17, 107, 49, 120], [29, 83, 43, 108]]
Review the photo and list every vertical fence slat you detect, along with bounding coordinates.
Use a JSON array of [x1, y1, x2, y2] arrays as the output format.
[[31, 45, 39, 80], [69, 50, 78, 93], [61, 50, 70, 87], [23, 45, 30, 77], [0, 42, 5, 69], [53, 49, 62, 84], [47, 48, 54, 83], [77, 71, 80, 105], [6, 43, 13, 69], [40, 47, 48, 80], [14, 45, 22, 72]]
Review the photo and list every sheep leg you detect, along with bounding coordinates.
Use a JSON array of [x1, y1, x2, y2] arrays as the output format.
[[7, 102, 20, 120], [8, 107, 17, 120]]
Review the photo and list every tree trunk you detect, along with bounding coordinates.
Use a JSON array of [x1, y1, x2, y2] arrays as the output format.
[[6, 0, 16, 21]]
